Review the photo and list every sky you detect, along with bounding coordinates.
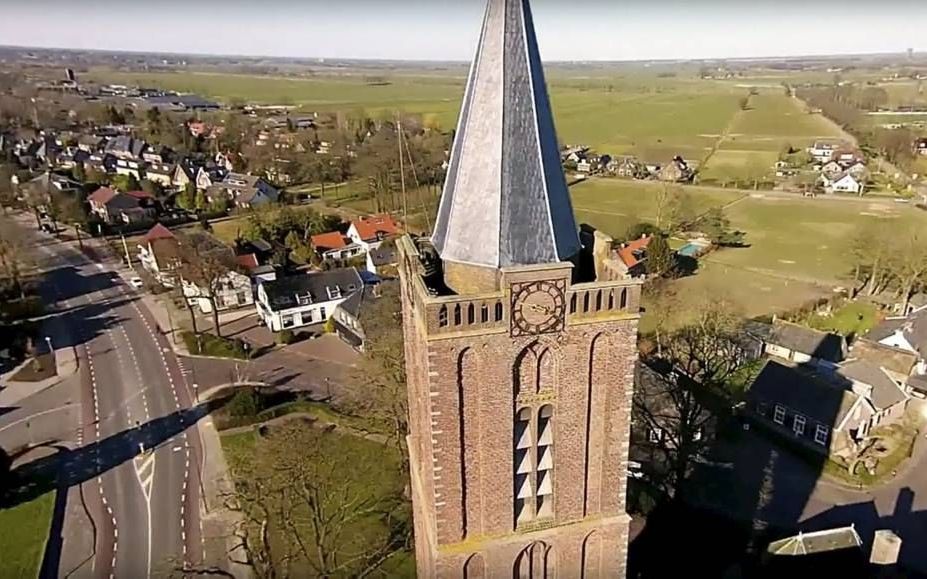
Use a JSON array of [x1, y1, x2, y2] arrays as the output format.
[[0, 0, 925, 62]]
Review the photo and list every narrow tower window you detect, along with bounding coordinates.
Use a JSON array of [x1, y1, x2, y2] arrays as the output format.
[[514, 407, 534, 525], [439, 305, 449, 327]]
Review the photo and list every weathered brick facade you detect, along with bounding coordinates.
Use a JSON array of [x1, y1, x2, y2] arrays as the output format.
[[399, 237, 641, 577]]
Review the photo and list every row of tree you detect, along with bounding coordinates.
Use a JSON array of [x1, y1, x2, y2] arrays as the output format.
[[853, 221, 927, 312]]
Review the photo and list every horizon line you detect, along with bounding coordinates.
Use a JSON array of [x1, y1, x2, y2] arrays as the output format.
[[1, 43, 922, 68]]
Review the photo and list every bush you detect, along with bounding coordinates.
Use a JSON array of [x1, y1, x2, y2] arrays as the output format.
[[227, 389, 264, 418], [324, 318, 336, 334], [182, 331, 250, 360], [275, 329, 296, 345]]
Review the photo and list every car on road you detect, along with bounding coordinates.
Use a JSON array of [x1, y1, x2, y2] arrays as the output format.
[[40, 223, 56, 234], [129, 277, 144, 289]]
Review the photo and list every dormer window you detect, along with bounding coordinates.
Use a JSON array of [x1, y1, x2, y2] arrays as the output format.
[[327, 286, 342, 300], [296, 292, 313, 306]]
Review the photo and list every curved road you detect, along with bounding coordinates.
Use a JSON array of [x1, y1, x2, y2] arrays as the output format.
[[2, 215, 204, 578]]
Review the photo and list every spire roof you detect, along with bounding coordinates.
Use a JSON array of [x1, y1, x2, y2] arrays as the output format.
[[431, 0, 580, 269]]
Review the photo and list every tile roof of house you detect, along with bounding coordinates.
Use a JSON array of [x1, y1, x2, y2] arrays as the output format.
[[310, 231, 350, 251], [849, 339, 918, 377], [126, 190, 154, 200], [150, 237, 181, 270], [352, 214, 399, 242], [747, 360, 860, 429], [865, 317, 907, 343], [767, 526, 862, 556], [261, 268, 362, 313], [617, 236, 651, 268], [907, 373, 927, 394], [88, 186, 118, 205], [369, 245, 398, 267], [752, 320, 847, 364], [835, 359, 908, 411], [236, 253, 259, 271], [142, 223, 175, 244]]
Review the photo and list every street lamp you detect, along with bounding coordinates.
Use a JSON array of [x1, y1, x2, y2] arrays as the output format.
[[44, 336, 53, 354]]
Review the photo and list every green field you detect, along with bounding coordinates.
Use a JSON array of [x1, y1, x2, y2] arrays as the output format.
[[570, 178, 745, 237], [570, 178, 927, 329], [0, 492, 55, 578]]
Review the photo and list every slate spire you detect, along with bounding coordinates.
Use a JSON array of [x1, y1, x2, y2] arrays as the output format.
[[431, 0, 580, 269]]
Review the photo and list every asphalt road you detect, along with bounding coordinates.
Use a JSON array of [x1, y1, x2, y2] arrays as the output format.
[[1, 216, 205, 578]]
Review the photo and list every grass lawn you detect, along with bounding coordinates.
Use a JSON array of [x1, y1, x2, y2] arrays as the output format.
[[706, 195, 927, 285], [805, 301, 880, 337], [221, 427, 414, 576], [210, 216, 250, 245], [0, 492, 55, 578], [569, 178, 745, 238]]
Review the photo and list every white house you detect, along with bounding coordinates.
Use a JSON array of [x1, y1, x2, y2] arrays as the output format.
[[821, 172, 862, 194], [255, 268, 363, 333], [182, 270, 254, 314], [310, 231, 365, 262], [346, 214, 399, 252], [137, 223, 181, 287], [808, 141, 841, 162]]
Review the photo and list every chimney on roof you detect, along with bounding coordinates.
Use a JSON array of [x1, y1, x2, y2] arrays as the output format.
[[870, 529, 901, 566]]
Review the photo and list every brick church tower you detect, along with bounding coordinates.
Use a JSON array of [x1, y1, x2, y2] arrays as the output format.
[[397, 0, 641, 576]]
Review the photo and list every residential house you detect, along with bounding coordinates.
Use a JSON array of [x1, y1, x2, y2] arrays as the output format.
[[105, 135, 147, 161], [195, 166, 226, 191], [746, 360, 871, 455], [844, 161, 869, 180], [255, 268, 363, 332], [865, 311, 927, 395], [744, 319, 847, 370], [310, 231, 364, 262], [145, 162, 174, 188], [808, 141, 842, 162], [332, 286, 371, 351], [820, 172, 862, 194], [171, 163, 196, 190], [183, 269, 253, 314], [576, 158, 593, 173], [821, 160, 844, 179], [849, 338, 919, 386], [631, 362, 717, 480], [77, 135, 105, 153], [206, 172, 279, 209], [832, 359, 909, 438], [658, 156, 692, 183], [115, 158, 146, 180], [55, 148, 90, 170], [609, 156, 648, 179], [613, 235, 651, 279], [137, 223, 181, 286], [88, 187, 157, 224], [365, 244, 398, 277], [346, 214, 399, 252], [26, 171, 81, 196], [916, 138, 927, 156]]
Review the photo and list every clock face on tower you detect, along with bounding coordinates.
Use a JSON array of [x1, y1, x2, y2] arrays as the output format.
[[511, 280, 566, 337]]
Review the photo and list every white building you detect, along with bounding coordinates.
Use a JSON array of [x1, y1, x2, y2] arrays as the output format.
[[255, 268, 363, 333], [182, 270, 254, 314]]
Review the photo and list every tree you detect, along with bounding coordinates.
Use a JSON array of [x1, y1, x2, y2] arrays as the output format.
[[639, 299, 748, 497], [0, 227, 27, 299], [111, 173, 140, 193], [176, 184, 197, 212], [646, 234, 675, 278], [51, 191, 89, 249], [654, 186, 693, 233], [694, 207, 746, 247], [625, 221, 662, 241], [230, 423, 409, 578], [887, 229, 927, 313], [178, 232, 238, 338], [343, 283, 409, 474], [852, 221, 897, 296], [194, 190, 208, 212]]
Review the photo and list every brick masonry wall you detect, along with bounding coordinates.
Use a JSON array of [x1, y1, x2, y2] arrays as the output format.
[[401, 242, 638, 577]]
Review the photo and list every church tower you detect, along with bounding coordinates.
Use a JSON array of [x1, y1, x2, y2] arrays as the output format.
[[397, 0, 641, 576]]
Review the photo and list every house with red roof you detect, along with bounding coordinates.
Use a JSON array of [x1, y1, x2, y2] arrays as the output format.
[[347, 214, 399, 252], [615, 235, 651, 279], [87, 186, 157, 224], [137, 223, 181, 286], [310, 230, 364, 263]]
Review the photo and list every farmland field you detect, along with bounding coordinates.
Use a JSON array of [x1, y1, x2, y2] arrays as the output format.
[[569, 178, 927, 329]]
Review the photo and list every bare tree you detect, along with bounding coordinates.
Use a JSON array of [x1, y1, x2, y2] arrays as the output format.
[[0, 226, 27, 299], [178, 232, 240, 338], [343, 282, 409, 474], [888, 229, 927, 313], [231, 423, 409, 578]]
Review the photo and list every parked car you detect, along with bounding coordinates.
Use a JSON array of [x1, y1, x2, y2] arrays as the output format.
[[129, 277, 144, 289]]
